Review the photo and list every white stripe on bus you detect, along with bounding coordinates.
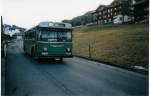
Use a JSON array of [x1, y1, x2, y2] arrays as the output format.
[[37, 41, 72, 43]]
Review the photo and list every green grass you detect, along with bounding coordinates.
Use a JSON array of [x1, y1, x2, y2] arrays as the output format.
[[73, 23, 149, 69]]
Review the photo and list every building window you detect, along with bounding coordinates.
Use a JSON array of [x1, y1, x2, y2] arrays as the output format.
[[111, 8, 113, 12], [99, 12, 101, 15], [119, 6, 122, 9], [98, 21, 100, 24], [111, 13, 113, 16], [103, 11, 105, 14], [109, 19, 111, 22], [119, 17, 123, 21], [100, 20, 103, 24]]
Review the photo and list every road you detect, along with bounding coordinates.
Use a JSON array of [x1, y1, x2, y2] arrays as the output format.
[[5, 40, 148, 96]]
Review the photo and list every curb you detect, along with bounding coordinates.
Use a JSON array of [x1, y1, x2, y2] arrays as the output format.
[[1, 44, 8, 96], [74, 55, 148, 75], [1, 57, 6, 96]]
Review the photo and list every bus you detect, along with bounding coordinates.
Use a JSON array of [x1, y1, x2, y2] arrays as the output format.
[[23, 21, 73, 61]]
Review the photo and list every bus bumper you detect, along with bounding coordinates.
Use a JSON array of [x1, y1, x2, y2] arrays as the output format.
[[38, 55, 73, 59]]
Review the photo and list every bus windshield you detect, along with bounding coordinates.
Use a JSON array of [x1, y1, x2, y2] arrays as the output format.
[[38, 31, 72, 42]]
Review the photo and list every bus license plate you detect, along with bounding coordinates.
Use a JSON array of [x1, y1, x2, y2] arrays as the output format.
[[41, 52, 48, 55]]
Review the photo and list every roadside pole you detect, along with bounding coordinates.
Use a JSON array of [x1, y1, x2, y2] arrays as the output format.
[[1, 16, 3, 33], [89, 44, 91, 58], [1, 15, 5, 96]]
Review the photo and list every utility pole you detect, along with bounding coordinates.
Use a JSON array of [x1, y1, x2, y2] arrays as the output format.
[[1, 16, 4, 34], [89, 44, 91, 58]]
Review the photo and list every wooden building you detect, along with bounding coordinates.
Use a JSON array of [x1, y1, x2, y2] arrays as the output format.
[[133, 0, 149, 22], [92, 0, 134, 25]]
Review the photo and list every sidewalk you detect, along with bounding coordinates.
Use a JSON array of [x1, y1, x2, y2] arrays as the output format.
[[1, 43, 7, 96], [1, 57, 6, 96]]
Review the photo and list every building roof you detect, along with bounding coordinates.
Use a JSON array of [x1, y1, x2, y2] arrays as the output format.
[[96, 5, 108, 11], [37, 22, 72, 29], [110, 0, 122, 6], [133, 0, 147, 5]]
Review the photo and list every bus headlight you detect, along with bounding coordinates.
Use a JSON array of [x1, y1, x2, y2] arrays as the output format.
[[43, 48, 48, 51], [66, 48, 71, 52], [66, 52, 71, 55], [41, 52, 48, 55]]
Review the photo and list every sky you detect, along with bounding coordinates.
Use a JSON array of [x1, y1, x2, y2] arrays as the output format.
[[1, 0, 113, 29]]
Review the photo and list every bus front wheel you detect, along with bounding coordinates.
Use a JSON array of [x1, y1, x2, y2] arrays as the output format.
[[60, 58, 63, 62]]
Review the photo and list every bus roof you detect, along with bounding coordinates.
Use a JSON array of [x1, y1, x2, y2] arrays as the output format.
[[37, 22, 72, 29]]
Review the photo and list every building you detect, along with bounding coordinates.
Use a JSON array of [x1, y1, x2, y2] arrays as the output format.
[[92, 0, 134, 25], [63, 0, 148, 27], [133, 0, 149, 22], [92, 5, 107, 25]]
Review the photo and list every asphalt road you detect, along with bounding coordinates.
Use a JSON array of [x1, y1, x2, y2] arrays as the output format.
[[5, 40, 148, 96]]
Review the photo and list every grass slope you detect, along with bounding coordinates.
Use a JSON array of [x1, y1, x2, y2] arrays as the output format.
[[73, 23, 149, 69]]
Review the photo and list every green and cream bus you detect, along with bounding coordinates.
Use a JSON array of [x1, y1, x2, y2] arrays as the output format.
[[23, 21, 72, 61]]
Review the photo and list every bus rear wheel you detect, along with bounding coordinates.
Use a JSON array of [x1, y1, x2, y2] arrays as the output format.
[[60, 58, 63, 62]]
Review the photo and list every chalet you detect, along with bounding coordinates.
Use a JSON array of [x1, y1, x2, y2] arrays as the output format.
[[62, 0, 148, 26], [133, 0, 149, 22], [92, 0, 134, 25]]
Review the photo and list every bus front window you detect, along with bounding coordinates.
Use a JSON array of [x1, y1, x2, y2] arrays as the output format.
[[39, 31, 71, 42], [57, 32, 71, 42]]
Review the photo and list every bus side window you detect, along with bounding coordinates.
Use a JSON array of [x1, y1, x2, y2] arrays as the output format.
[[37, 31, 41, 40], [25, 33, 27, 39], [35, 30, 39, 40], [26, 32, 29, 39], [33, 31, 36, 39], [31, 31, 34, 39], [28, 31, 31, 39], [23, 33, 26, 39], [28, 31, 34, 39], [27, 32, 30, 39]]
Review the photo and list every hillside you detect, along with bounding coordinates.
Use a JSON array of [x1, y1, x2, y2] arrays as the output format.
[[73, 23, 149, 69]]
